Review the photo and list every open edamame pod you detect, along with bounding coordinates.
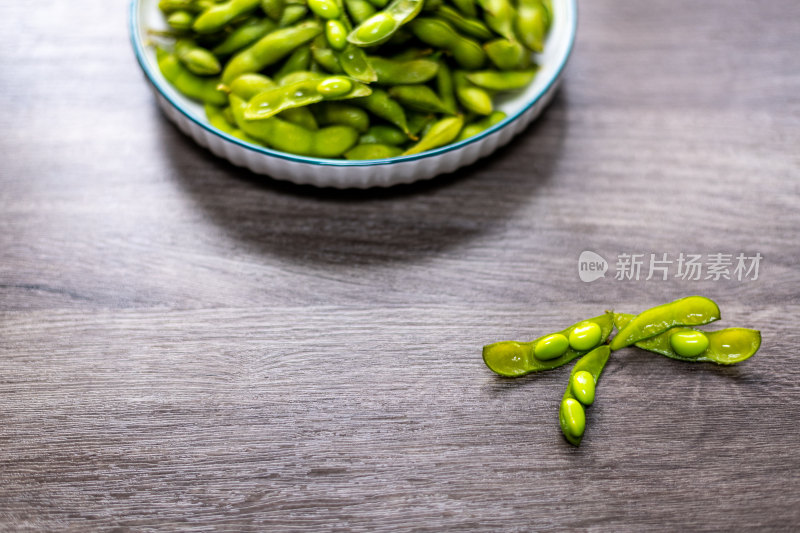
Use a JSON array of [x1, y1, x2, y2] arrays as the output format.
[[559, 345, 610, 447], [614, 313, 761, 365], [347, 0, 424, 46], [482, 312, 614, 377], [609, 296, 721, 351]]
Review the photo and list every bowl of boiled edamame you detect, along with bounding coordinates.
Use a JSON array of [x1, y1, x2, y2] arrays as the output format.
[[130, 0, 576, 188]]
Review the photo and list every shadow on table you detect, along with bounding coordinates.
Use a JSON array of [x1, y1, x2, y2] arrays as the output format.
[[161, 90, 570, 266]]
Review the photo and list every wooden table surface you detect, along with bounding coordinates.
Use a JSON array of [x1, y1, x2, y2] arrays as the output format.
[[2, 0, 799, 530]]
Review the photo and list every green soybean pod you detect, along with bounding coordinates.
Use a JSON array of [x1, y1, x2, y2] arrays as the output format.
[[244, 74, 371, 120], [337, 44, 378, 82], [609, 296, 721, 351], [345, 0, 377, 23], [311, 37, 345, 73], [482, 312, 615, 377], [347, 0, 424, 46], [166, 10, 195, 31], [193, 0, 261, 34], [205, 103, 259, 143], [278, 4, 308, 27], [614, 313, 761, 365], [212, 17, 276, 56], [476, 0, 517, 41], [308, 0, 342, 19], [455, 110, 505, 141], [156, 47, 227, 105], [406, 111, 434, 137], [367, 56, 439, 85], [451, 0, 477, 17], [454, 71, 492, 115], [344, 143, 403, 159], [402, 115, 463, 155], [408, 18, 485, 70], [465, 69, 538, 91], [365, 0, 389, 7], [222, 20, 323, 84], [313, 102, 371, 132], [436, 61, 457, 117], [515, 0, 548, 53], [559, 345, 610, 446], [484, 38, 531, 70], [358, 124, 407, 145], [261, 0, 284, 19], [326, 20, 349, 50], [175, 39, 222, 75], [352, 89, 411, 135], [275, 45, 312, 79], [435, 6, 493, 40], [388, 85, 455, 114], [159, 0, 199, 13]]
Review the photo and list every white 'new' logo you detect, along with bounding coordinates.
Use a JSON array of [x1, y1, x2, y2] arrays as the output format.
[[578, 251, 608, 282]]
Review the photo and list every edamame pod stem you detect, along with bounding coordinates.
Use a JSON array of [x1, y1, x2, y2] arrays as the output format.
[[609, 296, 721, 351], [559, 345, 610, 447], [193, 0, 261, 34], [156, 47, 227, 105], [614, 313, 761, 365], [222, 20, 323, 84], [483, 312, 614, 377], [347, 0, 424, 46]]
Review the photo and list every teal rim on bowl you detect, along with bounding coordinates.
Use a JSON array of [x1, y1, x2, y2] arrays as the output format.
[[129, 0, 577, 167]]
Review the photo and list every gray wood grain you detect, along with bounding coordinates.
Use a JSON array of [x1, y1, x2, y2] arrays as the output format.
[[1, 0, 799, 530]]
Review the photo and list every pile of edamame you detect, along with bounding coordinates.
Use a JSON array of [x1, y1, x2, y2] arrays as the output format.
[[482, 296, 762, 446], [152, 0, 552, 159]]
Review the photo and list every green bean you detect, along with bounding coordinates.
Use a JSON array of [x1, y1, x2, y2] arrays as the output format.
[[402, 115, 463, 155], [484, 38, 531, 70], [408, 18, 485, 70], [222, 20, 323, 84], [609, 296, 721, 351], [156, 47, 227, 105], [167, 11, 195, 31], [261, 0, 284, 20], [515, 0, 548, 53], [175, 39, 222, 75], [205, 103, 257, 142], [308, 0, 342, 19], [313, 102, 370, 132], [368, 56, 439, 85], [455, 110, 505, 141], [244, 73, 371, 120], [211, 17, 276, 56], [358, 124, 406, 145], [278, 5, 308, 26], [388, 85, 454, 114], [229, 93, 359, 157], [352, 89, 411, 135], [482, 312, 615, 377], [275, 45, 312, 79], [435, 6, 493, 41], [614, 313, 761, 365], [345, 0, 377, 24], [559, 346, 610, 446], [454, 71, 492, 115], [347, 0, 424, 46], [345, 143, 402, 159], [476, 0, 516, 41], [193, 0, 261, 34]]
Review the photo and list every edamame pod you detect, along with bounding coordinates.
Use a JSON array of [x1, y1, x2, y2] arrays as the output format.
[[193, 0, 261, 34], [205, 103, 258, 143], [278, 4, 308, 26], [244, 73, 371, 120], [559, 345, 610, 446], [476, 0, 517, 41], [614, 313, 761, 365], [455, 110, 505, 141], [436, 61, 457, 116], [609, 296, 721, 351], [212, 17, 276, 56], [515, 0, 548, 53], [402, 115, 463, 155], [454, 71, 492, 115], [388, 85, 455, 114], [261, 0, 284, 20], [222, 20, 323, 84], [175, 39, 222, 75], [156, 47, 227, 105], [313, 102, 371, 132], [347, 0, 424, 46], [344, 143, 403, 159], [367, 56, 439, 85], [482, 312, 614, 377], [435, 6, 493, 40], [167, 11, 195, 31], [484, 39, 531, 70], [275, 45, 312, 79], [465, 68, 539, 91], [358, 125, 407, 145], [345, 0, 377, 24], [408, 18, 485, 70], [352, 89, 411, 135]]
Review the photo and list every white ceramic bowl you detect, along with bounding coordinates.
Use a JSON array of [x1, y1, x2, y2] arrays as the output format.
[[130, 0, 577, 188]]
